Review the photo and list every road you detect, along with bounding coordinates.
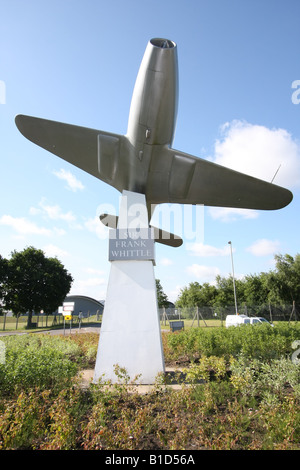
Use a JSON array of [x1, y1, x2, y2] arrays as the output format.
[[0, 323, 101, 337]]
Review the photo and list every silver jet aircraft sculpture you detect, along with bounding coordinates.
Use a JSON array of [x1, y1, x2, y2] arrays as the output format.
[[15, 38, 293, 246]]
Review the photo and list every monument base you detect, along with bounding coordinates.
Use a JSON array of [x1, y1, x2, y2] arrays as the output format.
[[93, 260, 165, 384], [93, 190, 165, 384]]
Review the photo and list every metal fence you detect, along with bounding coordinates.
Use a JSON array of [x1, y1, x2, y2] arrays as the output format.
[[1, 304, 298, 331], [0, 310, 102, 331], [159, 304, 299, 326]]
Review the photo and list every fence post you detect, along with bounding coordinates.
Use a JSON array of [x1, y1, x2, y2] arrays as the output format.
[[268, 303, 273, 323], [289, 301, 296, 324]]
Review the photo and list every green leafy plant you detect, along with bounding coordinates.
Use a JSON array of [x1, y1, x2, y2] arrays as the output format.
[[0, 327, 299, 450], [0, 334, 79, 395]]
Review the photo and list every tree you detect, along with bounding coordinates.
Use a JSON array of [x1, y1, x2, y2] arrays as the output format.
[[176, 282, 217, 308], [174, 253, 300, 314], [156, 279, 169, 308], [176, 282, 201, 308], [243, 273, 269, 306], [0, 255, 8, 314], [266, 254, 300, 308], [5, 246, 73, 327], [214, 275, 245, 308]]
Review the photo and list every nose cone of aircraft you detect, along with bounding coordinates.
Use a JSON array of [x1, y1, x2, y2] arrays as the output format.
[[150, 38, 176, 49]]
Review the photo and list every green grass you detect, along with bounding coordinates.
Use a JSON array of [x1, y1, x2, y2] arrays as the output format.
[[163, 318, 224, 328]]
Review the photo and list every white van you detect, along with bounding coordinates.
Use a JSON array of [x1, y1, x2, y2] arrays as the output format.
[[225, 314, 273, 328]]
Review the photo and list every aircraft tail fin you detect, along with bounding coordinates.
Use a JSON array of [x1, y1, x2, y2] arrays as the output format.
[[100, 213, 183, 248]]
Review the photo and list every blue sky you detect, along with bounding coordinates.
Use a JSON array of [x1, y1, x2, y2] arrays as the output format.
[[1, 0, 300, 302]]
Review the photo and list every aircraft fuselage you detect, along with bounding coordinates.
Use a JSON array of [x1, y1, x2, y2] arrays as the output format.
[[127, 38, 178, 149], [124, 38, 178, 197]]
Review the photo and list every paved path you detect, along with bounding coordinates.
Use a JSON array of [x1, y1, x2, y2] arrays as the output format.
[[78, 367, 187, 394], [0, 323, 170, 337], [48, 325, 101, 335]]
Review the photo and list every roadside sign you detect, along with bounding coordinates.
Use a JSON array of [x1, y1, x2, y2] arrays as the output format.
[[63, 306, 74, 312], [63, 302, 75, 308], [63, 301, 75, 313], [62, 310, 73, 316], [64, 315, 72, 321]]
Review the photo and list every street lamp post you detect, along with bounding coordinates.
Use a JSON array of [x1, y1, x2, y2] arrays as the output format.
[[228, 241, 238, 315]]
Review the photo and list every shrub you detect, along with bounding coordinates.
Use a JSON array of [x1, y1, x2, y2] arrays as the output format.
[[0, 328, 299, 450], [166, 322, 300, 361], [0, 386, 88, 450], [229, 355, 300, 402], [66, 332, 99, 366], [0, 389, 51, 449], [0, 335, 79, 395]]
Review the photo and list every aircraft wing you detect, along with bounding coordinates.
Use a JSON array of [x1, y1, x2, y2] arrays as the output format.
[[15, 115, 293, 211], [15, 114, 127, 189], [147, 147, 293, 210]]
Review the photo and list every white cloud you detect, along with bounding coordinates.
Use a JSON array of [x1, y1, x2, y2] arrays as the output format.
[[85, 267, 105, 276], [43, 244, 70, 258], [246, 238, 280, 256], [29, 206, 41, 216], [53, 227, 67, 236], [207, 120, 300, 222], [30, 199, 82, 230], [167, 284, 183, 303], [208, 207, 259, 222], [38, 199, 76, 223], [72, 277, 107, 298], [0, 215, 51, 236], [186, 242, 231, 257], [85, 216, 109, 240], [159, 257, 173, 266], [79, 278, 106, 288], [53, 169, 84, 192], [186, 264, 220, 281], [214, 120, 300, 187]]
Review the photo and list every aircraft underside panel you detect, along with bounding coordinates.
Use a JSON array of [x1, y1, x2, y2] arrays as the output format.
[[97, 133, 120, 183]]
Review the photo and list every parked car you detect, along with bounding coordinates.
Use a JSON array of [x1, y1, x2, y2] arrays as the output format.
[[225, 314, 273, 328]]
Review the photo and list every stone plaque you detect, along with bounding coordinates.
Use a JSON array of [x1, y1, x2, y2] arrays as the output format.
[[109, 228, 155, 261]]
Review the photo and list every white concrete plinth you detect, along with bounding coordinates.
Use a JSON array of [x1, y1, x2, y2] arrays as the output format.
[[93, 190, 165, 384]]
